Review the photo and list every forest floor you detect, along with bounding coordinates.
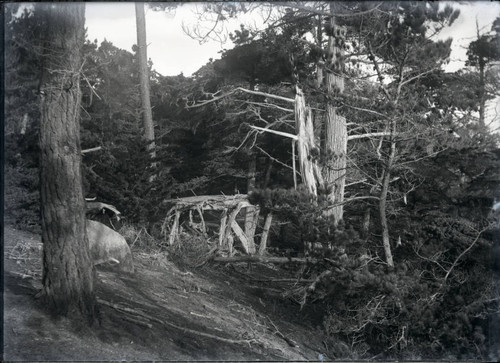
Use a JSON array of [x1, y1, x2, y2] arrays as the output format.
[[3, 224, 332, 361]]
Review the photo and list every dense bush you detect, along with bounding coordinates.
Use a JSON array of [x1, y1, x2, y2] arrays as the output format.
[[298, 208, 499, 360]]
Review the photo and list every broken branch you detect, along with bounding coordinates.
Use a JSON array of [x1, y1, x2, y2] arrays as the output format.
[[82, 146, 102, 154]]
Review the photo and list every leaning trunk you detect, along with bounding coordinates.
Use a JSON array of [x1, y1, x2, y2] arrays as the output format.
[[378, 119, 396, 270], [38, 3, 98, 323], [135, 2, 156, 166]]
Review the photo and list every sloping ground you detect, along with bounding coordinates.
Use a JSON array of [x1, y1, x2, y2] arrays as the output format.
[[3, 225, 330, 361]]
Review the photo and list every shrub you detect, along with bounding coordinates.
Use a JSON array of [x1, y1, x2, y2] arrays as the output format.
[[315, 210, 497, 360], [168, 231, 212, 268], [4, 165, 40, 233]]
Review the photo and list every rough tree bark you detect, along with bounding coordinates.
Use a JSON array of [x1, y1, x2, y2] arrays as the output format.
[[38, 3, 98, 323], [323, 3, 347, 226], [135, 2, 156, 165]]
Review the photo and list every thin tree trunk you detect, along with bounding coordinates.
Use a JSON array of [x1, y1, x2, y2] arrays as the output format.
[[475, 21, 486, 129], [378, 119, 396, 269], [135, 2, 156, 167], [38, 3, 98, 323], [323, 3, 347, 226], [478, 61, 486, 129], [245, 155, 258, 250], [259, 212, 273, 255], [362, 207, 371, 239], [263, 159, 273, 189]]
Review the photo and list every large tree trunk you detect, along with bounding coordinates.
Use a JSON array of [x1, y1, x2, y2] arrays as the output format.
[[38, 3, 98, 323], [323, 3, 347, 226], [135, 2, 156, 166]]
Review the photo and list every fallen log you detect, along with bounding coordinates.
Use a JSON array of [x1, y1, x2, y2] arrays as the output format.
[[212, 256, 317, 264]]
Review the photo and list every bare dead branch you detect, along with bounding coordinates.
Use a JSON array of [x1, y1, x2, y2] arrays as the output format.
[[348, 131, 393, 141], [186, 87, 294, 109], [443, 226, 489, 284], [250, 125, 298, 140], [255, 146, 296, 172], [81, 146, 102, 154]]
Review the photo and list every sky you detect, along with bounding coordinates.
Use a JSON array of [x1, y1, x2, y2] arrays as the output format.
[[85, 2, 260, 77], [85, 2, 500, 129], [85, 2, 500, 77]]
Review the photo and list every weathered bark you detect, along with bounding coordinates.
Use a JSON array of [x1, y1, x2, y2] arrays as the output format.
[[258, 212, 273, 255], [244, 155, 258, 252], [231, 219, 255, 254], [323, 3, 347, 226], [38, 3, 98, 323], [135, 2, 156, 166], [295, 86, 323, 195], [219, 209, 228, 247], [168, 210, 181, 245], [222, 203, 245, 252]]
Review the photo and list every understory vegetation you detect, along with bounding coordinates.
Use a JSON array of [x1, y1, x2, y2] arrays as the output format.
[[4, 2, 500, 360]]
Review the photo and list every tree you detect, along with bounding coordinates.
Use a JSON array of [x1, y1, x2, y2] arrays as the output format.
[[38, 3, 98, 323], [322, 2, 348, 225], [341, 2, 459, 268], [466, 17, 500, 128], [135, 2, 156, 169]]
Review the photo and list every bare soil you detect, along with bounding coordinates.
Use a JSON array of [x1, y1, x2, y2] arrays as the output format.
[[3, 225, 332, 361]]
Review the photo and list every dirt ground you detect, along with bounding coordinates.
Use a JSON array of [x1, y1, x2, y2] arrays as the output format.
[[3, 224, 333, 361]]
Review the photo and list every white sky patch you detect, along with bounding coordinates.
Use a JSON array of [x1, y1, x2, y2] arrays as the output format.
[[439, 1, 500, 72], [85, 3, 229, 76], [84, 2, 500, 130], [85, 2, 500, 76]]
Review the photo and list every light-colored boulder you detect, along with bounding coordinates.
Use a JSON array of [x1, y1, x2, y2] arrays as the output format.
[[86, 219, 134, 273]]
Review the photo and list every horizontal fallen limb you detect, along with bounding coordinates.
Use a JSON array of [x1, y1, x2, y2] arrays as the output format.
[[212, 256, 317, 264], [250, 278, 313, 283]]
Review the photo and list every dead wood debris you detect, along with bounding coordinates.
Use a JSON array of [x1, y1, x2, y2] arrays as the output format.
[[265, 316, 299, 348], [212, 256, 317, 264], [97, 298, 258, 346]]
